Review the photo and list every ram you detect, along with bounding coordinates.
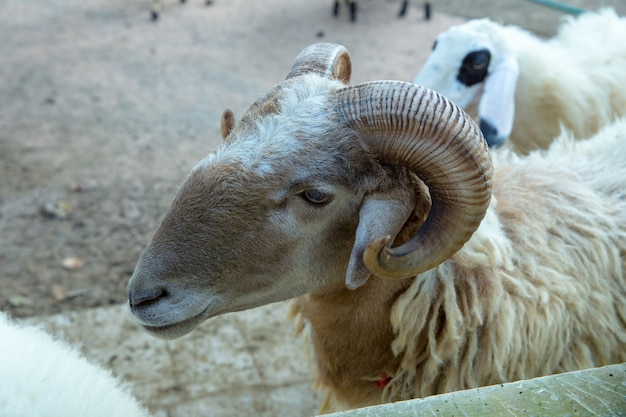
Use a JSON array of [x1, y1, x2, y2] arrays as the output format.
[[0, 313, 150, 417], [413, 8, 626, 154], [127, 43, 626, 412]]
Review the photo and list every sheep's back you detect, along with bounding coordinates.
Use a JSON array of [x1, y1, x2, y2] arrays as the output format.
[[508, 9, 626, 154], [388, 120, 626, 400]]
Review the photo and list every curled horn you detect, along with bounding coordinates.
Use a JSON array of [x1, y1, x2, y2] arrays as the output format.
[[286, 43, 352, 83], [334, 81, 493, 279]]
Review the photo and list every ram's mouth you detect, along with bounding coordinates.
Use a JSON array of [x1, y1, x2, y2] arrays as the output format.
[[141, 309, 209, 340]]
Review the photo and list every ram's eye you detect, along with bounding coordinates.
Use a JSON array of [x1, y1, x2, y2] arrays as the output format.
[[301, 189, 331, 205]]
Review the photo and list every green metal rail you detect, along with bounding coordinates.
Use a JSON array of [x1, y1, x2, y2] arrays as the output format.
[[526, 0, 588, 15]]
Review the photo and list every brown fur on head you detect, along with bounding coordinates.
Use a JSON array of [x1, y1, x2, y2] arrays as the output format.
[[126, 73, 428, 340]]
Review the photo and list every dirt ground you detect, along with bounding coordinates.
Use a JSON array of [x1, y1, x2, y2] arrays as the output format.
[[1, 0, 625, 320]]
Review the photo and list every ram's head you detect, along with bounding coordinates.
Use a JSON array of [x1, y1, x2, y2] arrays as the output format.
[[128, 43, 493, 339]]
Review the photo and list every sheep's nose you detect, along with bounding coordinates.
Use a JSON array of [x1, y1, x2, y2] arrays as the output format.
[[128, 287, 167, 309]]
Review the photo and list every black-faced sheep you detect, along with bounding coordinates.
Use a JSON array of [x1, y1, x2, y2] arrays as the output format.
[[127, 42, 626, 413], [413, 8, 626, 154], [0, 313, 151, 417]]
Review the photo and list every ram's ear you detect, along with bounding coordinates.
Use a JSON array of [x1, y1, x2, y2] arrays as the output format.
[[220, 109, 236, 142], [346, 192, 415, 290], [478, 54, 519, 147]]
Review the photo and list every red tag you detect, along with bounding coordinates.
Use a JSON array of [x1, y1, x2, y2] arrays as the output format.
[[375, 373, 392, 388]]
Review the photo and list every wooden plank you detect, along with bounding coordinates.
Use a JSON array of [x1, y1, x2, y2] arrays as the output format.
[[321, 363, 626, 416]]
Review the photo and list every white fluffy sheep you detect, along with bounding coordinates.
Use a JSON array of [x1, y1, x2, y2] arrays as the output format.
[[0, 312, 150, 417], [413, 8, 626, 154], [127, 43, 626, 412]]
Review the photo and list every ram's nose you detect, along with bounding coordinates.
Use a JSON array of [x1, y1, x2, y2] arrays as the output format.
[[127, 262, 169, 312], [128, 286, 167, 310], [127, 246, 173, 310]]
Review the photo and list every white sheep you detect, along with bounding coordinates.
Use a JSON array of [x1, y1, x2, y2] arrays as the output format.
[[413, 8, 626, 154], [127, 43, 626, 412], [0, 312, 151, 417]]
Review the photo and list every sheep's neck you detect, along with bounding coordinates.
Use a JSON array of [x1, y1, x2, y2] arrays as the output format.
[[297, 277, 411, 409]]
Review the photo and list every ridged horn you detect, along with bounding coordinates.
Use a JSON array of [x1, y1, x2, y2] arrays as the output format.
[[334, 81, 493, 279], [286, 43, 352, 83]]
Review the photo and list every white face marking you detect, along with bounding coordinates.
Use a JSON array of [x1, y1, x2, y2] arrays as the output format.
[[413, 20, 499, 108], [193, 75, 344, 176]]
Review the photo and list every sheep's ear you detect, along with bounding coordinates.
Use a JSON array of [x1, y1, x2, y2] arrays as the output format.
[[346, 194, 414, 290], [478, 54, 519, 147], [220, 109, 235, 142]]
